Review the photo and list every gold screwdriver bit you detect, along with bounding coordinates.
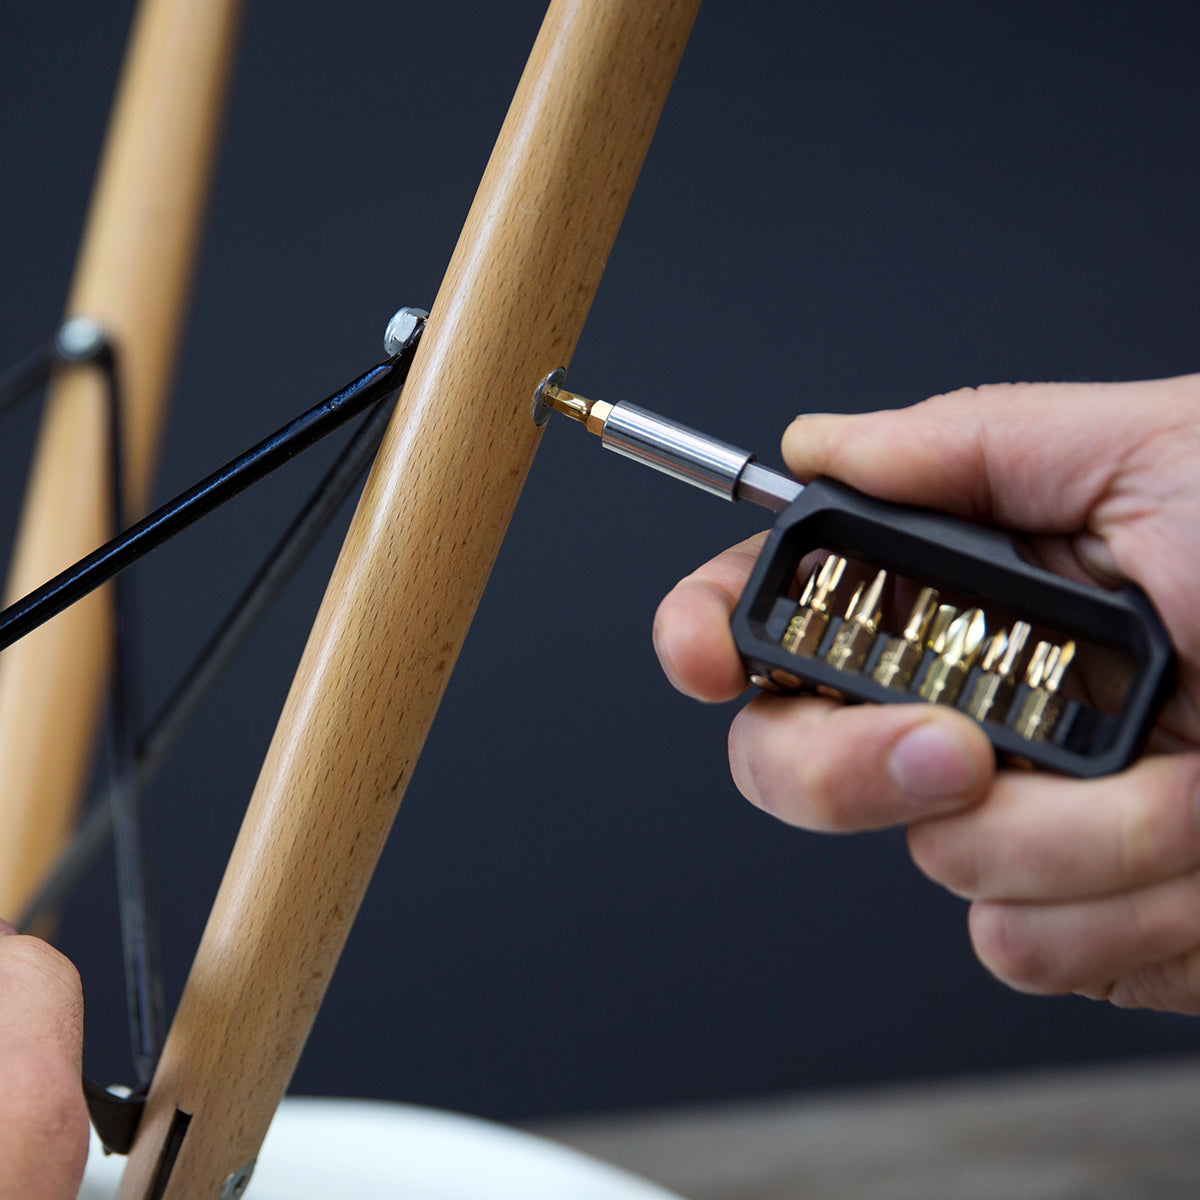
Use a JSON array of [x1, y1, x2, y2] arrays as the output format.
[[963, 620, 1031, 723], [542, 383, 614, 435], [926, 604, 958, 655], [978, 632, 1008, 673], [1011, 639, 1076, 740], [781, 555, 847, 656], [873, 587, 940, 690], [825, 569, 887, 673], [918, 607, 987, 705]]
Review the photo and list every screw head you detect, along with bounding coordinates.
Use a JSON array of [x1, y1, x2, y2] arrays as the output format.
[[383, 307, 430, 357], [56, 314, 107, 363], [530, 367, 566, 426], [219, 1160, 255, 1199]]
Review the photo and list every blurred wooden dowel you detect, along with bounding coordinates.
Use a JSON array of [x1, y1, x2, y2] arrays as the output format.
[[0, 0, 243, 921]]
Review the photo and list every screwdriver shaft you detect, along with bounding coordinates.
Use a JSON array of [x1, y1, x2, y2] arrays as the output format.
[[540, 382, 802, 512]]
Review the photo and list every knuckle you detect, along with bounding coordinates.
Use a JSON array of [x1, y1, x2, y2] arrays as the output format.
[[793, 749, 855, 832], [1117, 764, 1200, 880], [907, 821, 979, 898], [926, 382, 1018, 408], [1106, 954, 1200, 1016], [1, 935, 82, 1002], [969, 903, 1060, 993], [923, 384, 982, 409], [728, 712, 780, 818], [1114, 799, 1166, 880]]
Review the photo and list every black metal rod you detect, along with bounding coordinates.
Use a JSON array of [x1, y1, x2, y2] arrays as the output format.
[[93, 342, 163, 1086], [0, 344, 417, 656], [14, 395, 397, 932]]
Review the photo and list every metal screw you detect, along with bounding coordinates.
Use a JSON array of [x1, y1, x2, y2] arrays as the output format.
[[219, 1159, 256, 1199], [55, 314, 108, 363], [530, 367, 566, 426], [383, 306, 430, 357]]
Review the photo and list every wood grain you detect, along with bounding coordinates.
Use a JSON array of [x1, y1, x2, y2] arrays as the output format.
[[0, 0, 242, 919], [117, 0, 699, 1194]]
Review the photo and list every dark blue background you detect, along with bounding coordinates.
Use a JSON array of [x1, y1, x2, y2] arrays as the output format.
[[2, 1, 1199, 1119]]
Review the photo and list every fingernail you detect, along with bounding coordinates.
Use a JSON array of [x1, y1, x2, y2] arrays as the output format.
[[889, 722, 976, 800], [0, 918, 16, 936], [794, 412, 838, 419]]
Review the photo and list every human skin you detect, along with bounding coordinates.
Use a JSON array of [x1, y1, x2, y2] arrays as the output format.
[[0, 925, 89, 1200], [653, 375, 1200, 1013]]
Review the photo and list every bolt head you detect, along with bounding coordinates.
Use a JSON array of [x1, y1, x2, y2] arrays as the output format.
[[383, 307, 429, 356], [56, 314, 107, 362]]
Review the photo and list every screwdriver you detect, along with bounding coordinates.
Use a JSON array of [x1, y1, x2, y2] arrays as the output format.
[[533, 371, 1174, 778]]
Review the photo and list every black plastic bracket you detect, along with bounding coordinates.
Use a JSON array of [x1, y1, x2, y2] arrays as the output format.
[[83, 1075, 147, 1156]]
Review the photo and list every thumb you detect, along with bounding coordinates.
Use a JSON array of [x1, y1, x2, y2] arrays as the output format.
[[0, 929, 89, 1200], [782, 381, 1152, 535]]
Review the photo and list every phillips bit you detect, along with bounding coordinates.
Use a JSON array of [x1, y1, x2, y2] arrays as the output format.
[[781, 556, 847, 656], [873, 587, 940, 690], [825, 569, 887, 673], [963, 620, 1030, 723], [1011, 639, 1076, 740], [918, 607, 987, 705]]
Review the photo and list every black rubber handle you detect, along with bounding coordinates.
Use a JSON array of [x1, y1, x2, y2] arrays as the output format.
[[730, 477, 1175, 777]]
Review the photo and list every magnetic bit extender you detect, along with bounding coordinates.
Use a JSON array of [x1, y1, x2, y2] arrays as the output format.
[[532, 370, 1174, 779]]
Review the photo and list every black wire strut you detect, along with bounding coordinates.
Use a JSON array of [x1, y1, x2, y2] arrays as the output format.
[[0, 318, 165, 1145], [88, 328, 164, 1089], [0, 308, 426, 1153], [15, 395, 400, 934], [0, 325, 423, 657]]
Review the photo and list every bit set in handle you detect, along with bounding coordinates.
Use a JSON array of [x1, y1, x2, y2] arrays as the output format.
[[731, 477, 1174, 778], [534, 376, 1174, 778], [774, 558, 1080, 744]]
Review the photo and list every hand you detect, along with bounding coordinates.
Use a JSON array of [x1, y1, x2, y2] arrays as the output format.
[[654, 375, 1200, 1013], [0, 924, 88, 1200]]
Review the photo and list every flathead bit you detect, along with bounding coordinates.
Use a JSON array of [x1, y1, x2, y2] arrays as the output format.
[[977, 632, 1008, 674], [1000, 622, 1030, 675], [826, 569, 887, 673], [782, 556, 847, 656], [873, 587, 939, 690], [1024, 641, 1053, 689], [963, 620, 1032, 723], [1046, 640, 1076, 692], [542, 383, 613, 435], [1011, 639, 1076, 741], [926, 604, 958, 654], [903, 588, 940, 644]]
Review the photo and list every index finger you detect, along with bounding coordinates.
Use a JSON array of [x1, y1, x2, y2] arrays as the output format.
[[653, 532, 766, 702]]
